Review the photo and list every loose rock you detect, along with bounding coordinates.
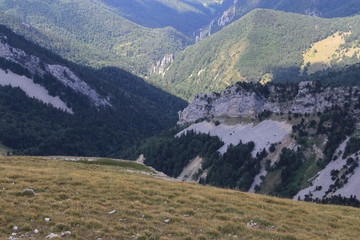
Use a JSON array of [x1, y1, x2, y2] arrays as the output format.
[[46, 233, 60, 239], [108, 210, 116, 215], [22, 189, 36, 196], [247, 220, 258, 228], [61, 231, 71, 237]]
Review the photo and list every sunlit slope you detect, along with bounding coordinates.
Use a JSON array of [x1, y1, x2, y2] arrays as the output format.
[[1, 156, 360, 239], [162, 9, 360, 100]]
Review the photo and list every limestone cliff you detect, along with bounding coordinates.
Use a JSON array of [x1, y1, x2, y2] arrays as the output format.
[[152, 54, 174, 76], [179, 81, 360, 124]]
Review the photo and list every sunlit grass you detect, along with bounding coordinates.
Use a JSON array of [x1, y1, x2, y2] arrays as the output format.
[[0, 156, 360, 239], [302, 31, 360, 74]]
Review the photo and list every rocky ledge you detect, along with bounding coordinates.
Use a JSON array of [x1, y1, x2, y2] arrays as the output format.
[[178, 81, 360, 124]]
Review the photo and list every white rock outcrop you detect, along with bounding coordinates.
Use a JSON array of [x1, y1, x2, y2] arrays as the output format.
[[0, 35, 111, 108], [178, 81, 360, 124]]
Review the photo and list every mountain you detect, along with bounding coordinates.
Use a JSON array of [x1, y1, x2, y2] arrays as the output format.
[[0, 0, 191, 75], [125, 81, 360, 206], [0, 25, 186, 156], [1, 156, 360, 239], [159, 9, 360, 100], [100, 0, 232, 36], [201, 0, 360, 38]]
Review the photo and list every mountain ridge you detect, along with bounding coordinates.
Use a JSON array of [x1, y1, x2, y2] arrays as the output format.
[[200, 0, 360, 39], [0, 0, 192, 75], [158, 9, 360, 100], [0, 25, 186, 156]]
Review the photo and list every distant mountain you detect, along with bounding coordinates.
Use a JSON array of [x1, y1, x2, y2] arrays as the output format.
[[159, 9, 360, 100], [100, 0, 232, 36], [201, 0, 360, 38], [0, 25, 186, 156], [0, 0, 191, 76]]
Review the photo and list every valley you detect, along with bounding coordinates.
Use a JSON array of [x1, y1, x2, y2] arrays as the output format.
[[1, 1, 360, 238]]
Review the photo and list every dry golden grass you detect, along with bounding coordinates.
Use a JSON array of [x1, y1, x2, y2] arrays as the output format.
[[302, 32, 360, 74], [1, 156, 360, 239]]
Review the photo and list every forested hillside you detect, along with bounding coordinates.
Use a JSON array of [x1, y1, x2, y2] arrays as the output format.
[[100, 0, 231, 36], [202, 0, 360, 37], [125, 81, 360, 207], [0, 0, 191, 75], [0, 26, 186, 156], [160, 9, 360, 100], [307, 63, 360, 87]]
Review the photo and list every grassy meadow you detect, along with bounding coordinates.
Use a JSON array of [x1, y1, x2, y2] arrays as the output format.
[[302, 32, 360, 74], [0, 156, 360, 239]]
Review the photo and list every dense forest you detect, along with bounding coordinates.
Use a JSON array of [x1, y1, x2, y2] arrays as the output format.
[[125, 127, 264, 192], [100, 0, 230, 36], [0, 0, 191, 75], [0, 26, 186, 156], [203, 0, 360, 36]]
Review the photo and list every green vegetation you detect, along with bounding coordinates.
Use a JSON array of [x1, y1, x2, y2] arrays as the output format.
[[2, 156, 360, 239], [124, 129, 223, 178], [308, 63, 360, 86], [204, 0, 360, 36], [317, 107, 355, 166], [204, 142, 265, 191], [269, 148, 305, 198], [100, 0, 229, 36], [0, 0, 191, 75], [161, 9, 360, 100], [77, 158, 154, 173], [125, 125, 266, 191], [0, 25, 187, 156], [344, 137, 360, 159]]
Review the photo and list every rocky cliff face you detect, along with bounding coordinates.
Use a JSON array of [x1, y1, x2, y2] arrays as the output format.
[[179, 81, 360, 124], [0, 35, 111, 108], [152, 54, 174, 76]]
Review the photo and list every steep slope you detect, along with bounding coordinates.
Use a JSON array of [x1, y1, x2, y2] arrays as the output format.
[[201, 0, 360, 38], [0, 26, 186, 156], [1, 156, 360, 239], [161, 9, 360, 100], [306, 63, 360, 87], [126, 81, 360, 206], [100, 0, 231, 36], [0, 0, 191, 75]]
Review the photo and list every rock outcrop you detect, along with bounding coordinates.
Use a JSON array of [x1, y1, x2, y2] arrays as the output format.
[[0, 35, 111, 107], [178, 81, 360, 124], [152, 54, 174, 76]]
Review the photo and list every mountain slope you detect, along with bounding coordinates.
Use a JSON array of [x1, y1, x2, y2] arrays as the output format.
[[1, 156, 360, 239], [126, 81, 360, 206], [0, 25, 186, 156], [160, 9, 360, 100], [201, 0, 360, 38], [0, 0, 191, 75], [100, 0, 231, 36]]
